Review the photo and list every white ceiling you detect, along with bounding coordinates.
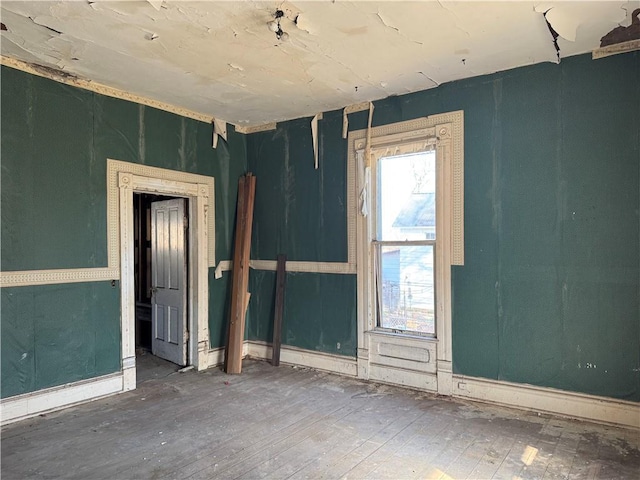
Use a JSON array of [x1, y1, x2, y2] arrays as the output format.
[[1, 1, 636, 127]]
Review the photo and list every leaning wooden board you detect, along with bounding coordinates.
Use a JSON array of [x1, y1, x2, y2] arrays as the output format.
[[226, 173, 256, 374], [272, 254, 287, 366]]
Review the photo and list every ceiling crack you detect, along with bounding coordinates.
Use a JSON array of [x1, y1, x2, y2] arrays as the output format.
[[542, 9, 561, 63], [376, 11, 399, 32], [418, 71, 440, 87], [28, 16, 63, 35], [436, 0, 470, 37], [312, 46, 376, 96], [437, 0, 471, 37], [375, 9, 424, 45], [436, 0, 460, 22]]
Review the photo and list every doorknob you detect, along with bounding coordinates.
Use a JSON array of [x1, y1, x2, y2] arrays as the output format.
[[150, 287, 158, 296]]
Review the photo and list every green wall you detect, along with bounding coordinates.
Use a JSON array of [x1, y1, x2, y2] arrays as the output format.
[[248, 115, 349, 262], [245, 112, 357, 356], [1, 66, 247, 398], [246, 53, 639, 401], [1, 283, 120, 397], [2, 52, 638, 403], [247, 271, 357, 356]]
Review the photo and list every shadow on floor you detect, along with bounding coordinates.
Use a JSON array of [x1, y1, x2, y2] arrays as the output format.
[[135, 349, 181, 385]]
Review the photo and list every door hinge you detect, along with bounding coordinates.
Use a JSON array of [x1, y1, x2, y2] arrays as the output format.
[[185, 331, 190, 342], [183, 215, 189, 229]]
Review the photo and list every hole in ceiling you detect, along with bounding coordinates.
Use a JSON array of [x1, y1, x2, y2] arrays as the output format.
[[267, 9, 289, 41], [600, 8, 640, 46]]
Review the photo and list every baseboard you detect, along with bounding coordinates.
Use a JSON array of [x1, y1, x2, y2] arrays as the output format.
[[244, 342, 638, 429], [368, 363, 438, 392], [1, 373, 123, 426], [207, 346, 226, 367], [453, 375, 640, 430], [245, 341, 358, 377], [205, 344, 262, 369], [5, 349, 635, 430]]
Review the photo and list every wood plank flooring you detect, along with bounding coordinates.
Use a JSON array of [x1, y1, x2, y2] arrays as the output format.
[[2, 355, 639, 479]]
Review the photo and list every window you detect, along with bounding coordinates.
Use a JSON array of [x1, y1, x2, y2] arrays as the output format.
[[374, 150, 436, 335], [351, 111, 463, 394]]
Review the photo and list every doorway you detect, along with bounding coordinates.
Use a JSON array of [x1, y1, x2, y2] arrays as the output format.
[[134, 193, 189, 370], [113, 161, 214, 392]]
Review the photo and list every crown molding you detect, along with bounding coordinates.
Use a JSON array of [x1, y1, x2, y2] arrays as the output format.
[[1, 55, 214, 124], [592, 39, 640, 59], [235, 123, 278, 134]]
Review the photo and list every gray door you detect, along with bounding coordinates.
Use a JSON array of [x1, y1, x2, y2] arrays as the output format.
[[151, 198, 188, 366]]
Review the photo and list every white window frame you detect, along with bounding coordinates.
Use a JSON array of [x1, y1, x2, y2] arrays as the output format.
[[350, 111, 464, 395], [372, 148, 438, 337]]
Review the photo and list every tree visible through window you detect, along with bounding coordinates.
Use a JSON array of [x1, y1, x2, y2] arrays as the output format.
[[375, 150, 436, 335]]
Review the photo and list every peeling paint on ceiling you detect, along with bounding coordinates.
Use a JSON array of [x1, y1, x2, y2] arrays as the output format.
[[0, 1, 635, 126]]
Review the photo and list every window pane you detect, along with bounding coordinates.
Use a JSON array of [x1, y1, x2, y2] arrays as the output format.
[[378, 245, 435, 335], [377, 151, 436, 241]]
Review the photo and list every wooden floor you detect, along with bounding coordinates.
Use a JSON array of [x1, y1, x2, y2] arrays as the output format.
[[2, 355, 639, 479]]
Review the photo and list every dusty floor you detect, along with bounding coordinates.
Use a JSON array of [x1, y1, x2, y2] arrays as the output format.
[[2, 356, 639, 479]]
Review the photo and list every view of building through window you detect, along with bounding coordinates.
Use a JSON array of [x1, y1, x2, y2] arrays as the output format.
[[376, 151, 436, 335]]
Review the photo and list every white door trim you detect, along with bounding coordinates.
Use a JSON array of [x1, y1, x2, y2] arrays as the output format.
[[117, 163, 214, 390]]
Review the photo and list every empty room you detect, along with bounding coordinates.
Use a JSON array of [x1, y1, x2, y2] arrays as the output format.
[[1, 1, 639, 478]]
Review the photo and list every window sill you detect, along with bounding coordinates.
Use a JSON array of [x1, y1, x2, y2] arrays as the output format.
[[367, 329, 437, 343]]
